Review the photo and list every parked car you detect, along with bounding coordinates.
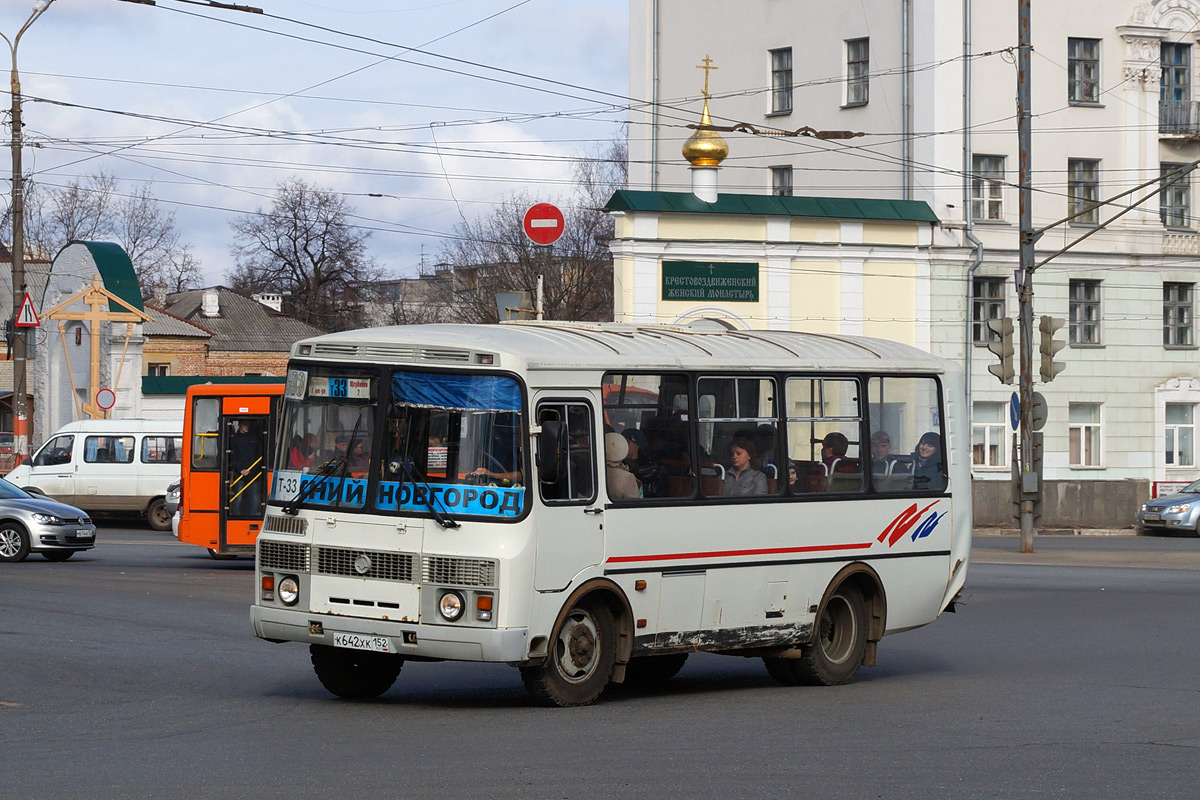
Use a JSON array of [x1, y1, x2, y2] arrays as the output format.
[[1137, 480, 1200, 536], [5, 419, 182, 531], [165, 481, 181, 516], [0, 477, 96, 562]]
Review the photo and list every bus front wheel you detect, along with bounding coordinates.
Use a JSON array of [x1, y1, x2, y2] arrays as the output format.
[[765, 583, 867, 687], [521, 600, 616, 707], [309, 644, 403, 699]]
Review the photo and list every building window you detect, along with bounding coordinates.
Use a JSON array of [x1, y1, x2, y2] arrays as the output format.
[[971, 155, 1005, 221], [1161, 42, 1192, 133], [1164, 282, 1194, 347], [1067, 38, 1100, 104], [147, 363, 170, 377], [1166, 403, 1195, 467], [972, 277, 1006, 344], [972, 402, 1008, 468], [1069, 279, 1102, 345], [1161, 162, 1191, 228], [1068, 403, 1102, 467], [1067, 158, 1100, 225], [770, 165, 793, 197], [845, 38, 869, 107], [770, 48, 793, 114]]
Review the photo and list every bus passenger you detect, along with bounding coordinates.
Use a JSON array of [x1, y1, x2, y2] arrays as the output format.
[[622, 428, 668, 498], [288, 434, 314, 469], [723, 438, 767, 497], [911, 432, 945, 491], [870, 430, 906, 474], [604, 433, 639, 500]]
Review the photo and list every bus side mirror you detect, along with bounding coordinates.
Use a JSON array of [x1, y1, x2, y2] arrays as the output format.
[[537, 421, 563, 483]]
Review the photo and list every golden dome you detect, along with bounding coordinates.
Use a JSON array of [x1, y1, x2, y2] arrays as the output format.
[[682, 100, 729, 167]]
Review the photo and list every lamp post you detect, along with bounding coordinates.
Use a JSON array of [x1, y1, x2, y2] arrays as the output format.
[[2, 0, 53, 465]]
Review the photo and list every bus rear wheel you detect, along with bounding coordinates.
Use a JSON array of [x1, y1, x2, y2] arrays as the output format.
[[521, 600, 616, 707], [309, 644, 403, 699], [765, 583, 867, 687]]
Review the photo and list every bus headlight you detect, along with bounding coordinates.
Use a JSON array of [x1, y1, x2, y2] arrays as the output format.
[[278, 575, 300, 606], [438, 590, 465, 622]]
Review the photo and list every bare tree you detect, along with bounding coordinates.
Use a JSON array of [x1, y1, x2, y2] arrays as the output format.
[[228, 177, 381, 332], [1, 171, 202, 296], [432, 134, 627, 323]]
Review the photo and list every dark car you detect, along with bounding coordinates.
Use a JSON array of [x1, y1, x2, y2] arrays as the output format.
[[0, 478, 96, 562], [1137, 480, 1200, 536]]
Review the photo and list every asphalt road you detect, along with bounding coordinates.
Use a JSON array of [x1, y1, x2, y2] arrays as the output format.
[[2, 527, 1198, 799]]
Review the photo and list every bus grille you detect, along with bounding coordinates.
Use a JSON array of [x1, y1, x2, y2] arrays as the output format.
[[259, 540, 311, 572], [262, 514, 308, 536], [311, 342, 472, 364], [423, 556, 497, 587], [317, 547, 415, 582]]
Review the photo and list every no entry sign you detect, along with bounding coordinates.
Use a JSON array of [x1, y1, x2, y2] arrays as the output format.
[[522, 203, 564, 246]]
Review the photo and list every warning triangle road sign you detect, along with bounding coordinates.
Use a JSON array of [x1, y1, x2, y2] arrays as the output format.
[[15, 292, 40, 327]]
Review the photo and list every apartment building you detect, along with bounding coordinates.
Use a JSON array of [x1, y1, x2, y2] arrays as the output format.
[[628, 0, 1200, 526]]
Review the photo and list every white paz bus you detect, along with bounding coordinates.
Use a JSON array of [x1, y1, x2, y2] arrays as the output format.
[[251, 323, 971, 706]]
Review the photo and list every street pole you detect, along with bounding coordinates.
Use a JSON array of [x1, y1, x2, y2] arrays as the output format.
[[1017, 0, 1036, 553], [3, 0, 54, 467]]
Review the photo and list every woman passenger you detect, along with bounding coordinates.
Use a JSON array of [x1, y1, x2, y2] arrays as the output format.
[[723, 438, 767, 497], [911, 431, 945, 491]]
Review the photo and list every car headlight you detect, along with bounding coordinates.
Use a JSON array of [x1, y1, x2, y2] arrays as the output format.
[[277, 576, 300, 606], [31, 512, 65, 525], [438, 590, 465, 622], [1166, 503, 1192, 514]]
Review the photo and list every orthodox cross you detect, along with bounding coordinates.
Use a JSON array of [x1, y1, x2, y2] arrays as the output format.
[[41, 275, 153, 420], [696, 54, 717, 99]]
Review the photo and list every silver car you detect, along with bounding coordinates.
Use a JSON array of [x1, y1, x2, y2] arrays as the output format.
[[1137, 480, 1200, 536], [0, 477, 96, 562]]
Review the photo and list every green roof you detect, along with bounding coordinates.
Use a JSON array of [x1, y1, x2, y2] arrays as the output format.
[[142, 375, 286, 396], [70, 241, 145, 313], [604, 190, 939, 223]]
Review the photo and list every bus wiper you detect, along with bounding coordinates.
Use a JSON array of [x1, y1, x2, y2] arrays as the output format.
[[400, 458, 460, 530], [281, 456, 343, 516]]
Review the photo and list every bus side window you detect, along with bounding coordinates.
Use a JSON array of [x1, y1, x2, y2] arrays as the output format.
[[191, 397, 220, 470], [537, 402, 595, 503]]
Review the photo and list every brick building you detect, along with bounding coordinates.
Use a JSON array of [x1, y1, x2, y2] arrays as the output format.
[[140, 286, 322, 418]]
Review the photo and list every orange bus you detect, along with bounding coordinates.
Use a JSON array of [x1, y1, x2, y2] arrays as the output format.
[[178, 383, 283, 559]]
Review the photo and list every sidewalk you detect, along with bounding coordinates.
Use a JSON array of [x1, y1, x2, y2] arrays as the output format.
[[971, 529, 1200, 570]]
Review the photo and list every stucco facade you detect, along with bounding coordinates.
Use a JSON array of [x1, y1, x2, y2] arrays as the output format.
[[630, 0, 1200, 526]]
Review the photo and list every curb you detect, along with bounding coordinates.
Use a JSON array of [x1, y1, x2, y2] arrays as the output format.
[[975, 528, 1136, 537]]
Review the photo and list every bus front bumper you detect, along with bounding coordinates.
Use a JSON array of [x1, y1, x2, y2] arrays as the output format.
[[251, 604, 529, 663]]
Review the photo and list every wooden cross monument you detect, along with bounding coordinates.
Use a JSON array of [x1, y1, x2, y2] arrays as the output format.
[[41, 275, 153, 420]]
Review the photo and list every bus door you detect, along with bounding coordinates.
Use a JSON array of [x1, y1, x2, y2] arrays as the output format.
[[532, 397, 603, 591], [220, 395, 272, 551]]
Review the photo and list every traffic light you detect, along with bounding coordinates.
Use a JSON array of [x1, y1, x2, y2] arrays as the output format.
[[1039, 315, 1066, 383], [985, 318, 1014, 384]]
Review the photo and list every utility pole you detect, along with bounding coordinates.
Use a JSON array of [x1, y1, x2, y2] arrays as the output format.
[[3, 0, 54, 467], [1016, 0, 1037, 554]]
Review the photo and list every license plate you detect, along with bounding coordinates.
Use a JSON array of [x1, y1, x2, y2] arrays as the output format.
[[1143, 513, 1161, 521], [76, 529, 94, 538], [333, 633, 391, 653]]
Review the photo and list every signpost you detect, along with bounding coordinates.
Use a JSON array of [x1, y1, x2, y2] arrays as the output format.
[[522, 203, 564, 246]]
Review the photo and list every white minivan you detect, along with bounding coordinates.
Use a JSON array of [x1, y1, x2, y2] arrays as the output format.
[[6, 419, 183, 531]]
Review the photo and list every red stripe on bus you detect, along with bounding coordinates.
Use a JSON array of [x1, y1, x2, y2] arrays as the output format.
[[605, 541, 874, 564]]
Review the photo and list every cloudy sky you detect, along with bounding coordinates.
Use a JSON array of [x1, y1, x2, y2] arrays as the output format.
[[2, 0, 629, 285]]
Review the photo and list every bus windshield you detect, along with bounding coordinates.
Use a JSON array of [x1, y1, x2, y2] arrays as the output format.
[[271, 366, 526, 520]]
